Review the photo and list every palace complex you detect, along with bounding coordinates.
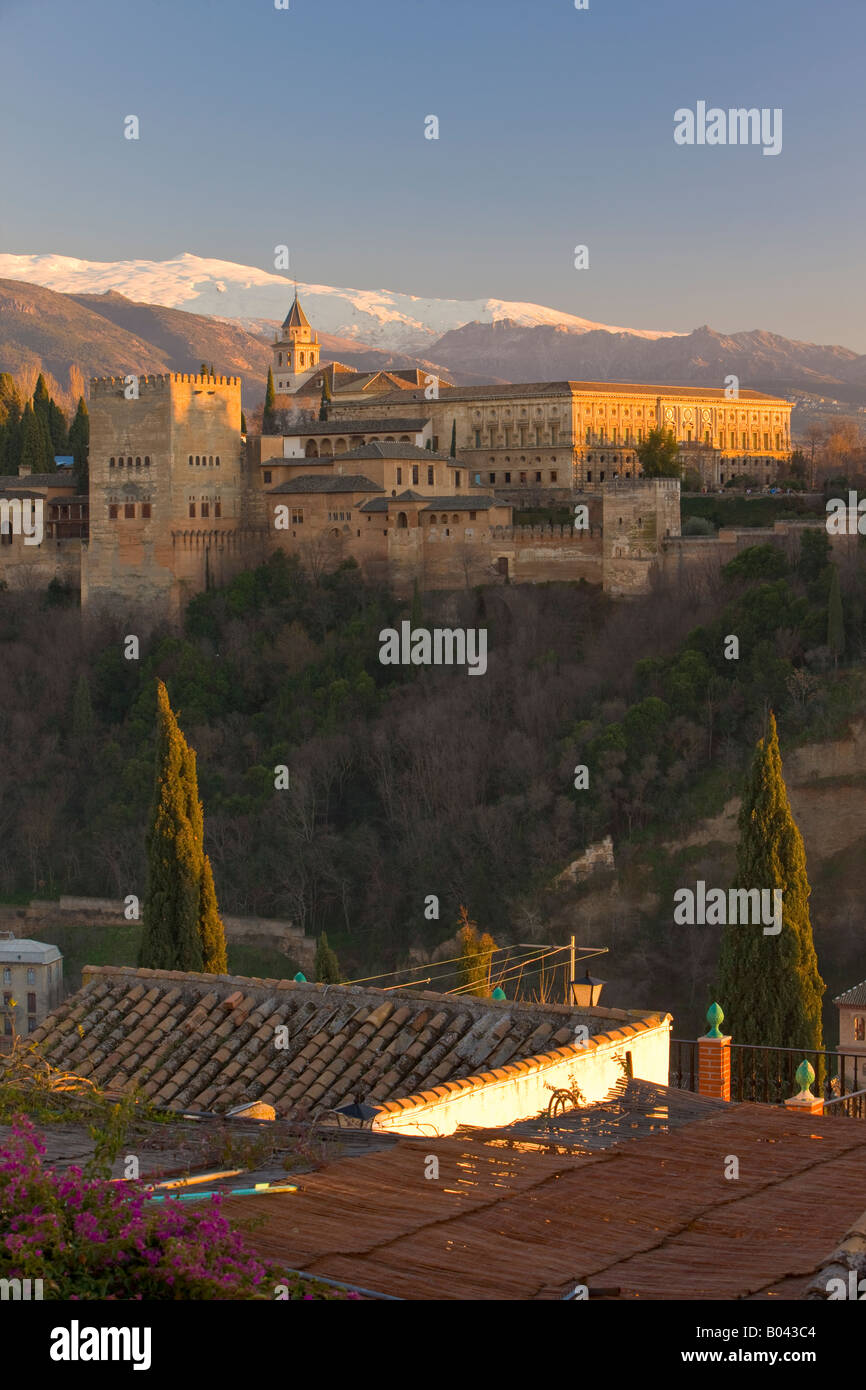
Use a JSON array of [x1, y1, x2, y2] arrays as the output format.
[[0, 294, 798, 617]]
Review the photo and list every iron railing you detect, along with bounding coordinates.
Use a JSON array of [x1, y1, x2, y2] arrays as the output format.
[[822, 1089, 866, 1120], [669, 1040, 865, 1110]]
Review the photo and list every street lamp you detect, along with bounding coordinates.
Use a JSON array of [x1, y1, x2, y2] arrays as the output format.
[[571, 970, 605, 1008]]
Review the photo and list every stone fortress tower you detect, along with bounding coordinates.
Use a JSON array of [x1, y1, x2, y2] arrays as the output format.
[[272, 293, 321, 396], [602, 478, 682, 596], [82, 371, 266, 620]]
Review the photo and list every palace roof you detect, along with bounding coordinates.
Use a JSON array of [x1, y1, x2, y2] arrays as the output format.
[[267, 475, 383, 494]]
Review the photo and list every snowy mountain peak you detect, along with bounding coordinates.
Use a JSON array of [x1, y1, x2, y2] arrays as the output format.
[[0, 251, 686, 354]]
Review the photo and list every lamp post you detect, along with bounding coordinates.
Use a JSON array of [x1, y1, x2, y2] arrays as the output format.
[[571, 970, 605, 1008]]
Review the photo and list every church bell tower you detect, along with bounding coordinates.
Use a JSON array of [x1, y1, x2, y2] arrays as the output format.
[[272, 292, 320, 393]]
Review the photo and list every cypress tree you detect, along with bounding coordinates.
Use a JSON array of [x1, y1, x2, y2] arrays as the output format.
[[241, 411, 247, 435], [19, 402, 51, 473], [199, 855, 228, 973], [139, 681, 203, 971], [319, 375, 331, 422], [68, 397, 89, 492], [263, 368, 276, 433], [314, 932, 341, 983], [827, 563, 844, 666], [449, 419, 457, 458], [716, 712, 824, 1051]]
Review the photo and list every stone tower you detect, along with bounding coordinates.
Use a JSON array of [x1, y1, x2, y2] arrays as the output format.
[[272, 293, 320, 394], [602, 478, 681, 596], [82, 372, 263, 621]]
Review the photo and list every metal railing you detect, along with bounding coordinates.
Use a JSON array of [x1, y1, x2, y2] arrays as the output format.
[[821, 1089, 866, 1120], [670, 1040, 865, 1111]]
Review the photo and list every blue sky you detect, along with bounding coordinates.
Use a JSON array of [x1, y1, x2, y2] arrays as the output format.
[[1, 0, 864, 347]]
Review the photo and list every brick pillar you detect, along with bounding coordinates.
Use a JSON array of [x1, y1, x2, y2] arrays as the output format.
[[698, 1034, 731, 1101]]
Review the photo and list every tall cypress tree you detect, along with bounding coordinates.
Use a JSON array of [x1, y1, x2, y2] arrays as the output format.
[[263, 368, 276, 434], [139, 682, 228, 973], [139, 682, 202, 971], [19, 402, 52, 473], [68, 397, 89, 493], [319, 375, 331, 422], [716, 712, 824, 1050], [449, 419, 457, 458]]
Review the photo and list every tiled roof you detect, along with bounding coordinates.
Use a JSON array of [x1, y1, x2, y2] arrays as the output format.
[[421, 496, 503, 511], [329, 442, 451, 462], [358, 497, 389, 513], [266, 475, 383, 494], [835, 979, 866, 1006], [0, 473, 73, 489], [281, 294, 310, 331], [31, 966, 660, 1118], [359, 381, 791, 407], [221, 1102, 866, 1300], [283, 418, 430, 436]]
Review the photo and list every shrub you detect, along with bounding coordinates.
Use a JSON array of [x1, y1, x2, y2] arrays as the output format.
[[0, 1117, 343, 1300]]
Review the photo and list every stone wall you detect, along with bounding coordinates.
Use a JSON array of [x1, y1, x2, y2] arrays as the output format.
[[0, 537, 81, 591]]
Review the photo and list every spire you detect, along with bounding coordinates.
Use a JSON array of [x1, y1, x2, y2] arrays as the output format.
[[282, 292, 310, 332]]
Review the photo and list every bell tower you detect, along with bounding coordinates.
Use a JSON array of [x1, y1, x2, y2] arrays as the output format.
[[272, 291, 320, 393]]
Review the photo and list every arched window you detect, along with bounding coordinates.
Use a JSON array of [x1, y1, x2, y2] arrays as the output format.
[[127, 457, 133, 467], [209, 455, 213, 466], [189, 455, 193, 465], [135, 457, 141, 468], [855, 1016, 866, 1042], [216, 456, 220, 466], [428, 514, 437, 524], [397, 512, 408, 528], [196, 456, 200, 465], [145, 456, 150, 466], [109, 457, 115, 467], [452, 514, 459, 524]]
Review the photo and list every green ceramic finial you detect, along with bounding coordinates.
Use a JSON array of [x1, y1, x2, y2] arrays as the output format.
[[795, 1059, 815, 1094], [294, 972, 307, 983], [705, 1002, 724, 1038], [491, 987, 506, 1000]]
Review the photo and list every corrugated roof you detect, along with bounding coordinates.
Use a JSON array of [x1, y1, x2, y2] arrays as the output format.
[[220, 1103, 866, 1300], [32, 966, 657, 1118]]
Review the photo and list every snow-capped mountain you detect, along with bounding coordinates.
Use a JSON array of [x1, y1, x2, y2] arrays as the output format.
[[0, 252, 685, 355]]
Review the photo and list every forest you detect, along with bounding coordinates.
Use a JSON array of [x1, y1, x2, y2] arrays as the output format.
[[0, 522, 863, 1036]]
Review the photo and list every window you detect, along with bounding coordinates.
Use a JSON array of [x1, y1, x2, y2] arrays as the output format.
[[142, 503, 151, 519], [519, 472, 527, 484], [455, 471, 461, 487], [27, 992, 36, 1013], [135, 457, 141, 467], [550, 471, 558, 482], [469, 511, 477, 520], [26, 969, 35, 985], [2, 969, 9, 985], [474, 431, 481, 447], [124, 503, 135, 519], [489, 472, 496, 484], [396, 467, 402, 485], [3, 991, 11, 1005], [201, 501, 210, 518], [110, 457, 115, 467], [855, 1016, 865, 1042], [189, 502, 196, 517], [412, 465, 419, 485], [504, 472, 511, 483], [216, 456, 220, 466], [3, 1018, 10, 1037], [535, 471, 542, 482], [108, 504, 118, 519], [214, 501, 221, 518], [264, 470, 272, 483], [291, 509, 303, 525], [427, 466, 434, 486], [763, 433, 770, 450]]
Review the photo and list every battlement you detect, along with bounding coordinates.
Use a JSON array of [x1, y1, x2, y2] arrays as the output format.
[[90, 372, 241, 396], [605, 478, 681, 491]]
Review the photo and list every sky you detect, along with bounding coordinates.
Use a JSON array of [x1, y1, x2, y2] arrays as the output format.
[[1, 0, 864, 348]]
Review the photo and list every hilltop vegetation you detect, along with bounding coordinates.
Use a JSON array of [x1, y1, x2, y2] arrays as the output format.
[[0, 526, 864, 1036]]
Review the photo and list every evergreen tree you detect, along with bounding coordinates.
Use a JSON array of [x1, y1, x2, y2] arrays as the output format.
[[263, 368, 277, 433], [827, 563, 845, 665], [19, 402, 52, 473], [0, 376, 21, 472], [139, 682, 203, 971], [716, 712, 824, 1051], [139, 682, 227, 973], [241, 411, 247, 435], [319, 375, 331, 422], [68, 397, 89, 493], [449, 419, 457, 458], [199, 854, 228, 974], [314, 932, 341, 983]]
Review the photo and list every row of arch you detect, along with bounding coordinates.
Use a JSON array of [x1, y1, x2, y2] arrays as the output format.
[[109, 457, 150, 468], [304, 434, 413, 458], [188, 455, 221, 466]]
